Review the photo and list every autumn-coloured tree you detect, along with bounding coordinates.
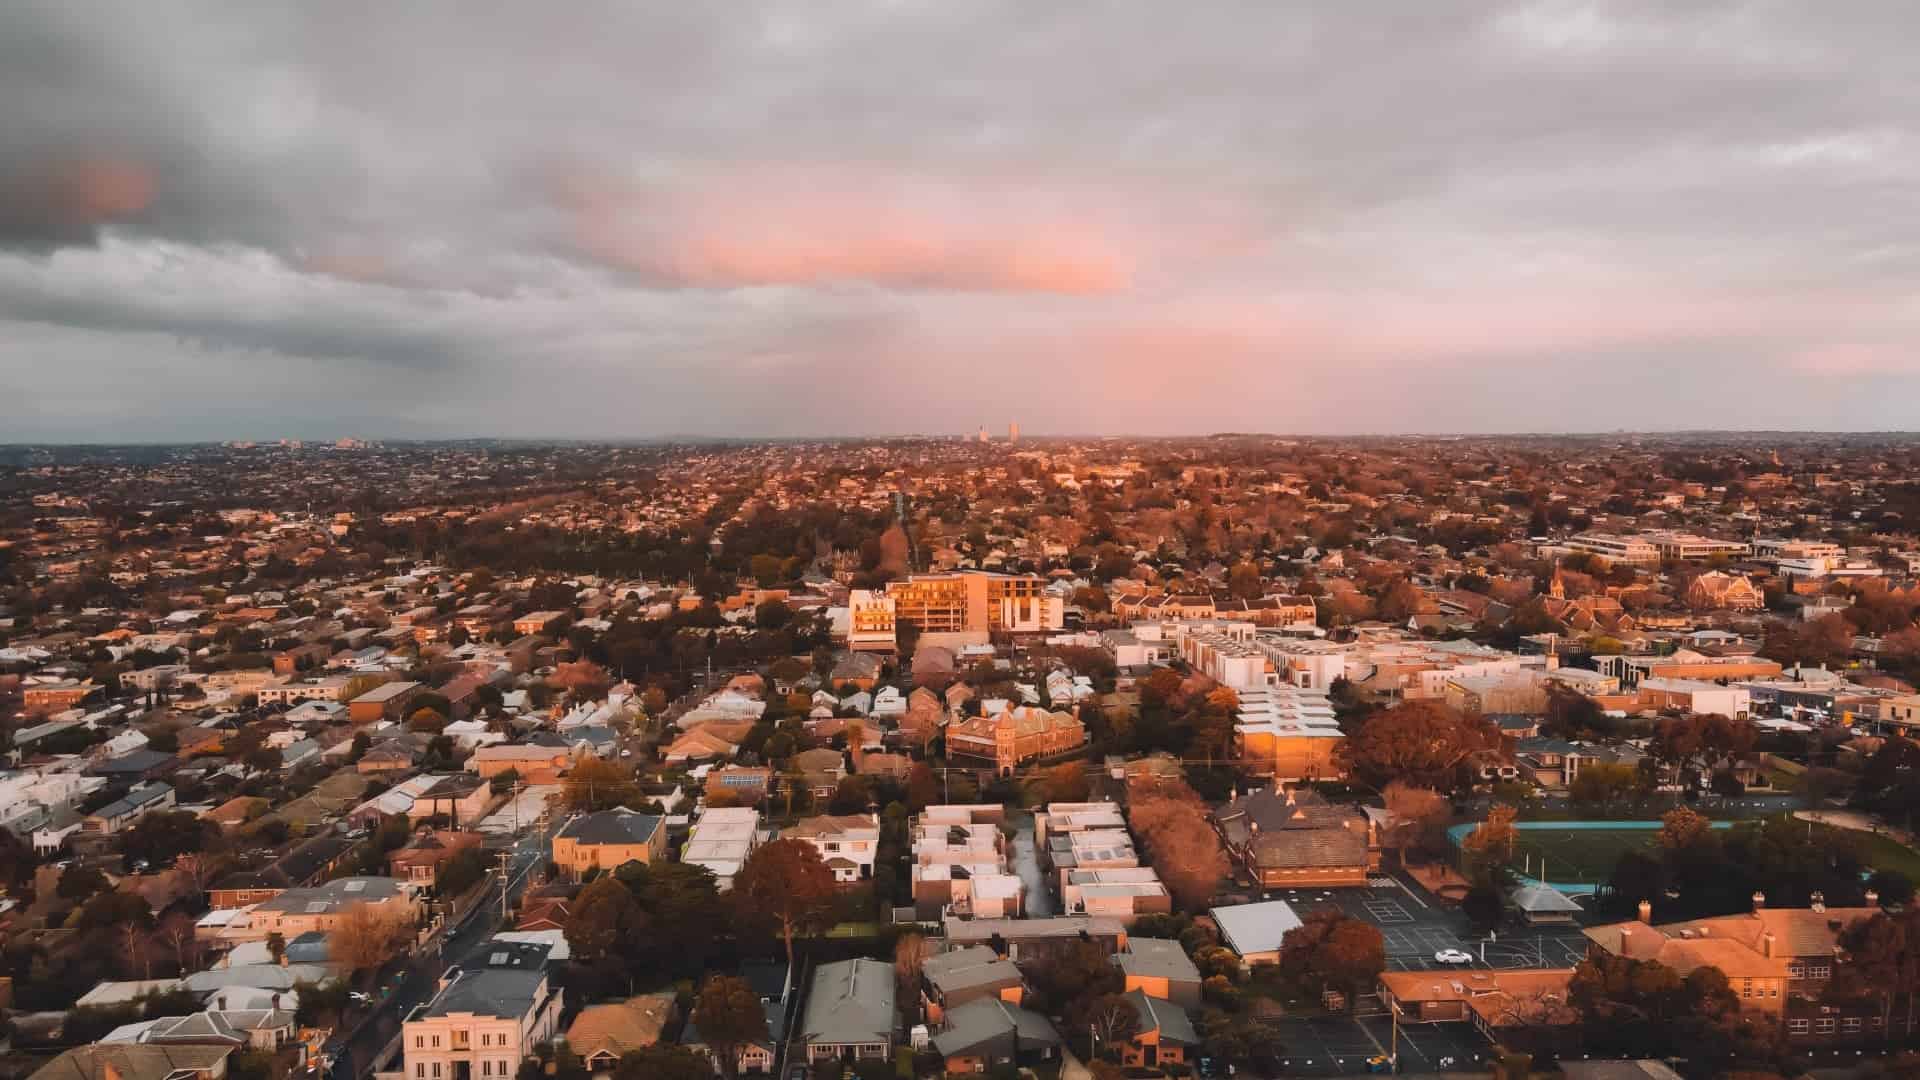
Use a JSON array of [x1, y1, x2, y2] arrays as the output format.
[[1128, 779, 1229, 910], [691, 975, 769, 1080], [1043, 761, 1091, 803], [329, 903, 412, 983], [1140, 668, 1186, 709], [905, 762, 940, 811], [1656, 807, 1713, 852], [1381, 781, 1448, 866], [1337, 700, 1495, 790], [564, 756, 638, 811], [1462, 803, 1519, 870], [894, 932, 932, 1009], [731, 838, 839, 970], [407, 706, 447, 734], [552, 659, 613, 699], [1277, 909, 1386, 1008]]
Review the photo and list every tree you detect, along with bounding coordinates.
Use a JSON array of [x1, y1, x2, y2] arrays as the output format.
[[58, 863, 110, 901], [566, 876, 646, 967], [731, 838, 839, 970], [1337, 701, 1495, 790], [1461, 804, 1519, 872], [121, 810, 219, 869], [610, 1046, 713, 1080], [564, 757, 638, 811], [1463, 880, 1506, 932], [1381, 781, 1448, 866], [1082, 992, 1142, 1060], [1569, 762, 1640, 811], [620, 860, 725, 977], [1042, 761, 1090, 803], [1650, 712, 1756, 787], [1544, 686, 1606, 739], [905, 763, 940, 811], [160, 912, 204, 974], [490, 767, 521, 796], [1570, 952, 1777, 1064], [1129, 780, 1230, 910], [691, 975, 769, 1080], [1657, 807, 1713, 852], [894, 932, 932, 1006], [552, 660, 613, 699], [407, 707, 447, 734], [329, 903, 412, 982], [1026, 938, 1123, 1022], [1277, 909, 1386, 1007]]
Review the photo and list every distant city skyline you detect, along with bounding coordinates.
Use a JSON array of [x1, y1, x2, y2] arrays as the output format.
[[5, 2, 1920, 441]]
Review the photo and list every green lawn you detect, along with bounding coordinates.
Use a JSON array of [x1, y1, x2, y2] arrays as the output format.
[[1809, 823, 1920, 882], [1507, 828, 1661, 887]]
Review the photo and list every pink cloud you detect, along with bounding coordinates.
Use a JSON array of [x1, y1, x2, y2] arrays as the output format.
[[1788, 343, 1915, 376], [555, 165, 1140, 293]]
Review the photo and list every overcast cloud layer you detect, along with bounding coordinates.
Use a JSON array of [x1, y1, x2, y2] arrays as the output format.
[[4, 1, 1920, 441]]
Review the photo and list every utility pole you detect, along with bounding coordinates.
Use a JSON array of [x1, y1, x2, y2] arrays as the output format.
[[496, 850, 513, 921]]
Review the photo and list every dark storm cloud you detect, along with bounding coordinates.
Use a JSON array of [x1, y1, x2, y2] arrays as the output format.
[[4, 0, 1920, 439]]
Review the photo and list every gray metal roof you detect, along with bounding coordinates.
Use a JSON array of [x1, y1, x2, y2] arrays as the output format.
[[930, 998, 1061, 1057], [799, 958, 895, 1046], [557, 807, 663, 846], [1116, 938, 1201, 983], [424, 942, 553, 1019], [922, 946, 1021, 994]]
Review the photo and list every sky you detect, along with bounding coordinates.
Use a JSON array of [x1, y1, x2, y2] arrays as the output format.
[[4, 1, 1920, 442]]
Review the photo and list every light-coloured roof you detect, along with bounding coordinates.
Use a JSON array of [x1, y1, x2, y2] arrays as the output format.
[[1210, 899, 1304, 956]]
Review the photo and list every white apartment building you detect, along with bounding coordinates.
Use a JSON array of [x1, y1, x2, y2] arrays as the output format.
[[258, 676, 353, 705], [1753, 538, 1845, 561], [403, 941, 562, 1080], [847, 590, 897, 653], [1643, 532, 1751, 561], [1162, 621, 1274, 691], [1254, 637, 1349, 690], [1563, 533, 1661, 565]]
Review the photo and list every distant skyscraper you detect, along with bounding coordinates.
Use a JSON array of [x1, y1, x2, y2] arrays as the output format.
[[978, 426, 989, 443], [1009, 420, 1019, 443]]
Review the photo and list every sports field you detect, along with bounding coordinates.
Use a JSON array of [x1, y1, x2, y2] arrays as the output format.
[[1507, 827, 1657, 886], [1448, 820, 1737, 890]]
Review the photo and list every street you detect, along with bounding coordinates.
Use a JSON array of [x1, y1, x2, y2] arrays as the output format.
[[326, 821, 557, 1080]]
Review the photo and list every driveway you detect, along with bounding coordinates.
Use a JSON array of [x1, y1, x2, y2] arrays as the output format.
[[1009, 812, 1056, 916]]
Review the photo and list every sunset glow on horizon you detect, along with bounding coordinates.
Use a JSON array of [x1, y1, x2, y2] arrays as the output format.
[[4, 2, 1919, 440]]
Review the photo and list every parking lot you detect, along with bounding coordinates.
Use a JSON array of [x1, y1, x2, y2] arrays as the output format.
[[1261, 1011, 1494, 1077], [1254, 876, 1593, 972]]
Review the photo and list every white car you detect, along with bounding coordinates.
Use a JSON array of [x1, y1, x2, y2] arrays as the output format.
[[1433, 949, 1474, 965]]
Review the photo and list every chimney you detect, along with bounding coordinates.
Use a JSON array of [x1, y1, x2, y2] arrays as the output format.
[[1868, 889, 1881, 907], [1811, 891, 1826, 913], [1752, 891, 1766, 911], [1637, 899, 1652, 924], [1761, 932, 1776, 958]]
